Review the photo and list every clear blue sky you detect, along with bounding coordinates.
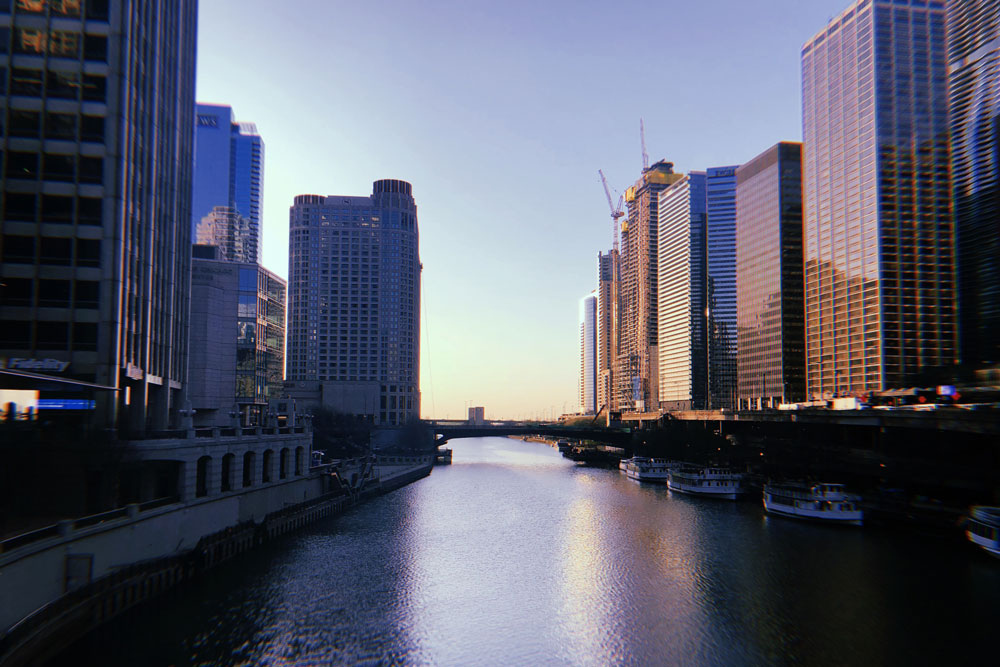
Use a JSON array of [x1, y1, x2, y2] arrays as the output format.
[[195, 0, 850, 420]]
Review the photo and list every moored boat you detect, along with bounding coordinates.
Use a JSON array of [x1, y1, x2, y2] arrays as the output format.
[[625, 457, 674, 483], [763, 482, 863, 525], [668, 466, 746, 499], [966, 506, 1000, 558]]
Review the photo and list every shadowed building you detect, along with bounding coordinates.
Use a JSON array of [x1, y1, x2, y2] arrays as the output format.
[[706, 166, 739, 409], [947, 0, 1000, 368], [802, 0, 956, 398], [736, 142, 806, 409]]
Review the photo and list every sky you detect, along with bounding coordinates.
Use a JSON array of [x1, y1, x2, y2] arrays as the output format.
[[195, 0, 851, 420]]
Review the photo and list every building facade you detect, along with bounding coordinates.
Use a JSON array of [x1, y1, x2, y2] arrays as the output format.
[[618, 160, 683, 411], [736, 142, 806, 408], [656, 172, 708, 410], [189, 257, 286, 427], [595, 250, 618, 413], [802, 0, 955, 398], [0, 0, 197, 434], [706, 166, 739, 409], [195, 206, 255, 263], [947, 0, 1000, 368], [285, 180, 420, 425], [192, 103, 263, 263], [579, 292, 597, 414]]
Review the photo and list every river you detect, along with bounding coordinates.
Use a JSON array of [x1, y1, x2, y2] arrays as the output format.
[[54, 437, 999, 666]]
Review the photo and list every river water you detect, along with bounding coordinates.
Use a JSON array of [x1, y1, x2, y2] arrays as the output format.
[[57, 437, 999, 666]]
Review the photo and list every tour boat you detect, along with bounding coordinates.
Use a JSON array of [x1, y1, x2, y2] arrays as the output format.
[[619, 457, 631, 472], [624, 457, 674, 483], [966, 506, 1000, 558], [763, 482, 864, 526], [668, 466, 746, 499]]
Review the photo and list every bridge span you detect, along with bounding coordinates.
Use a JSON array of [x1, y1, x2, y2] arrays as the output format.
[[429, 423, 632, 448]]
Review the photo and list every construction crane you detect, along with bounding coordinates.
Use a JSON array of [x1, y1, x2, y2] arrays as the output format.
[[599, 169, 624, 252], [640, 118, 649, 171]]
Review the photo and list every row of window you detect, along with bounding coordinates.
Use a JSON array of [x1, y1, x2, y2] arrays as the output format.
[[0, 27, 107, 61], [4, 150, 104, 183], [0, 1, 110, 20], [3, 192, 103, 223], [3, 109, 104, 141], [2, 66, 107, 102], [0, 276, 99, 308], [0, 319, 97, 350], [2, 234, 100, 265]]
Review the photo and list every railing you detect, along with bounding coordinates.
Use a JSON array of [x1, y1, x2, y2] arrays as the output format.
[[0, 525, 61, 555]]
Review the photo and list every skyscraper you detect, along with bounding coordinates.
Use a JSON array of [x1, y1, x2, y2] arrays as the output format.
[[285, 180, 420, 426], [579, 292, 597, 414], [619, 161, 683, 411], [802, 0, 955, 398], [596, 250, 618, 413], [946, 0, 1000, 367], [195, 206, 255, 263], [656, 171, 708, 410], [0, 0, 197, 434], [706, 166, 739, 409], [736, 142, 806, 409], [192, 103, 263, 263]]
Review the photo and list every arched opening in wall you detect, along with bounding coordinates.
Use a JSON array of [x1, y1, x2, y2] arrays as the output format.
[[295, 446, 304, 475], [262, 449, 274, 483], [279, 448, 289, 479], [243, 451, 256, 488], [221, 453, 235, 492], [196, 456, 211, 498]]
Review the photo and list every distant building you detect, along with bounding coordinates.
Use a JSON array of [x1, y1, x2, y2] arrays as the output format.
[[192, 103, 263, 263], [596, 251, 619, 413], [195, 206, 256, 263], [189, 257, 286, 426], [736, 142, 806, 409], [946, 0, 1000, 367], [285, 180, 420, 425], [706, 166, 739, 409], [579, 292, 597, 414], [619, 161, 684, 411], [802, 0, 955, 397], [656, 172, 708, 410], [468, 406, 485, 425], [0, 0, 196, 434]]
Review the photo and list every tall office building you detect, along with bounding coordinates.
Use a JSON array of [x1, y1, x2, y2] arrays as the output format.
[[736, 142, 806, 408], [0, 0, 197, 434], [596, 250, 618, 413], [192, 103, 263, 263], [579, 292, 597, 414], [195, 206, 255, 263], [618, 160, 683, 411], [947, 0, 1000, 367], [706, 166, 739, 409], [656, 171, 708, 410], [285, 180, 420, 426], [189, 256, 286, 427], [802, 0, 955, 398]]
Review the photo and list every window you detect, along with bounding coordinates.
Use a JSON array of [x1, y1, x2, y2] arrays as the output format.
[[4, 193, 37, 220], [86, 0, 109, 20], [6, 151, 39, 179], [78, 156, 102, 184], [82, 74, 105, 101], [75, 238, 100, 267], [40, 237, 72, 265], [36, 321, 68, 350], [10, 68, 42, 96], [75, 280, 99, 308], [43, 153, 75, 182], [80, 115, 103, 142], [77, 197, 102, 225], [45, 112, 76, 140], [0, 320, 31, 347], [0, 277, 33, 306], [9, 110, 41, 137], [83, 34, 106, 61], [46, 70, 80, 100], [2, 235, 35, 263], [41, 194, 73, 222], [73, 322, 97, 351]]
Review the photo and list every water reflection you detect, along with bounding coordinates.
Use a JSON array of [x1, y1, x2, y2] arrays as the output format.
[[52, 437, 1000, 666]]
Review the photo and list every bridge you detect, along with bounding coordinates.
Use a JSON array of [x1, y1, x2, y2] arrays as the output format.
[[428, 422, 632, 448]]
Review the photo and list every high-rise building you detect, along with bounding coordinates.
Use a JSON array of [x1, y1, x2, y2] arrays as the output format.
[[736, 142, 806, 409], [285, 180, 420, 426], [596, 250, 618, 413], [195, 206, 255, 263], [801, 0, 955, 398], [656, 171, 708, 410], [189, 256, 286, 427], [579, 292, 597, 414], [0, 0, 197, 434], [946, 0, 1000, 367], [706, 166, 739, 409], [192, 103, 263, 263], [618, 161, 683, 411]]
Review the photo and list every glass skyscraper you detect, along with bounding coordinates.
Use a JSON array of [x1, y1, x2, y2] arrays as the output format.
[[596, 250, 618, 413], [285, 180, 420, 426], [946, 0, 1000, 367], [706, 166, 739, 409], [736, 142, 806, 408], [192, 103, 263, 263], [0, 0, 197, 434], [802, 0, 955, 398], [656, 171, 708, 410], [579, 292, 597, 414]]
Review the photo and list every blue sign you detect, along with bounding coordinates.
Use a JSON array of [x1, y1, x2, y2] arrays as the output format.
[[37, 399, 96, 410]]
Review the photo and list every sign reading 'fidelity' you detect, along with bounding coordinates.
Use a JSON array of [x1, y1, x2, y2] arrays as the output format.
[[1, 358, 72, 373]]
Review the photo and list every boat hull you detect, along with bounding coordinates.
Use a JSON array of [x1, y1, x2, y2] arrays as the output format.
[[764, 499, 863, 526], [627, 469, 670, 483], [668, 481, 742, 500]]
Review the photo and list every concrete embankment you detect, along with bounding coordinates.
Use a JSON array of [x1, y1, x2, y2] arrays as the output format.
[[0, 458, 432, 666]]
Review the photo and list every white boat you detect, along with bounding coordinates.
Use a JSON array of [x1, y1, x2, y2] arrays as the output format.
[[619, 457, 631, 472], [668, 466, 746, 499], [624, 457, 674, 483], [966, 506, 1000, 558], [763, 482, 863, 525]]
